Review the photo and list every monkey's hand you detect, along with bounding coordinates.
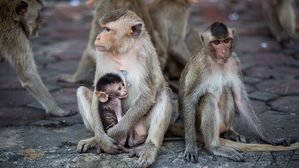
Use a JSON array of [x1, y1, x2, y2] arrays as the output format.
[[107, 124, 128, 141], [95, 131, 122, 154]]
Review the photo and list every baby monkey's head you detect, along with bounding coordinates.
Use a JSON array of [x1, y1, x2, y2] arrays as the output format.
[[96, 73, 128, 103]]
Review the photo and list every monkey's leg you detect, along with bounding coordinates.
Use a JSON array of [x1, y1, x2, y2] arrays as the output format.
[[153, 31, 168, 70], [262, 0, 288, 42], [200, 93, 244, 161], [169, 40, 190, 65], [277, 0, 296, 38], [8, 49, 73, 117], [137, 87, 172, 168], [77, 86, 95, 132], [59, 49, 95, 83]]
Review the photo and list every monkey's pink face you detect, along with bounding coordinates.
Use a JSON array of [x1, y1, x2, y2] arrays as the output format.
[[210, 38, 233, 64], [95, 25, 117, 52]]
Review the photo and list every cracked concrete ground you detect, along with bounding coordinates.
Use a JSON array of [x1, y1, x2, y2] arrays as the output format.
[[0, 0, 299, 167]]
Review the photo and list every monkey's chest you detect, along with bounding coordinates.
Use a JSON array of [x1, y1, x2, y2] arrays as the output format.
[[200, 73, 235, 99]]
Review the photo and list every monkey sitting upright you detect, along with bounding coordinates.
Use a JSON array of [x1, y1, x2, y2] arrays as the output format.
[[179, 22, 289, 162]]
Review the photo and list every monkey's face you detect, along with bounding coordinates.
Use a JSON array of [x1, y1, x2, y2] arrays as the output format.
[[95, 13, 143, 53], [95, 24, 118, 52], [112, 82, 128, 99], [210, 38, 233, 64]]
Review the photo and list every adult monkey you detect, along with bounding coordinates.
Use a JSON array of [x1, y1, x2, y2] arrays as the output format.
[[76, 9, 172, 168], [0, 0, 74, 117], [60, 0, 168, 83], [178, 22, 294, 162], [149, 0, 199, 79], [262, 0, 298, 47]]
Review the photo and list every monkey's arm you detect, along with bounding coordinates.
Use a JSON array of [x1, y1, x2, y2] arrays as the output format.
[[180, 64, 202, 160], [231, 81, 288, 146], [107, 91, 156, 140]]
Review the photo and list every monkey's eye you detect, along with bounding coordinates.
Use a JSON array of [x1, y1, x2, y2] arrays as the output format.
[[122, 83, 125, 86], [118, 86, 121, 90], [103, 27, 111, 32], [213, 40, 220, 45], [224, 39, 231, 44]]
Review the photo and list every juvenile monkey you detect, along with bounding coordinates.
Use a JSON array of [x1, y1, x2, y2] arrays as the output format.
[[76, 9, 172, 168], [179, 22, 289, 162], [262, 0, 298, 47], [149, 0, 199, 78], [0, 0, 74, 117], [60, 0, 168, 83]]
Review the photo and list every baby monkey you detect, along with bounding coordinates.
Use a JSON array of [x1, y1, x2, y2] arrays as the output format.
[[96, 73, 129, 152], [96, 73, 143, 154]]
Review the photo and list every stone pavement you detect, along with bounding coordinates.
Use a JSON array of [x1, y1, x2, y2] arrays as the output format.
[[0, 0, 299, 167]]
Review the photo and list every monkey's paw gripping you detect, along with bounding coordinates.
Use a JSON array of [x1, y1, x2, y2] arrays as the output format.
[[210, 146, 245, 162], [77, 138, 101, 153], [137, 143, 158, 168], [183, 146, 199, 163], [97, 134, 123, 154]]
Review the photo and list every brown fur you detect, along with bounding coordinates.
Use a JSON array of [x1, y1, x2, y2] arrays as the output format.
[[59, 0, 168, 83], [262, 0, 298, 45], [0, 0, 74, 117], [76, 9, 172, 168], [178, 23, 290, 162], [149, 0, 199, 79]]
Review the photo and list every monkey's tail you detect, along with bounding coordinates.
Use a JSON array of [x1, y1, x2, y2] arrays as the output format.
[[168, 123, 299, 152]]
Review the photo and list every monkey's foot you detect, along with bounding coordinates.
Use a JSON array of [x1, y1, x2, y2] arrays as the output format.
[[137, 142, 158, 168], [77, 137, 101, 153], [47, 106, 77, 117], [208, 146, 244, 162], [268, 138, 290, 146], [183, 145, 199, 163], [222, 130, 246, 143], [58, 74, 79, 83]]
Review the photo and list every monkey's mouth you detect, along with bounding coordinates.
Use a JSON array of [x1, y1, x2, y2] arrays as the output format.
[[119, 93, 128, 99], [95, 44, 106, 51]]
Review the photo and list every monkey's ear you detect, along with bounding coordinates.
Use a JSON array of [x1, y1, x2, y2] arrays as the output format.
[[200, 34, 204, 44], [16, 1, 28, 16], [95, 91, 109, 103], [131, 23, 143, 37], [231, 28, 235, 37]]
